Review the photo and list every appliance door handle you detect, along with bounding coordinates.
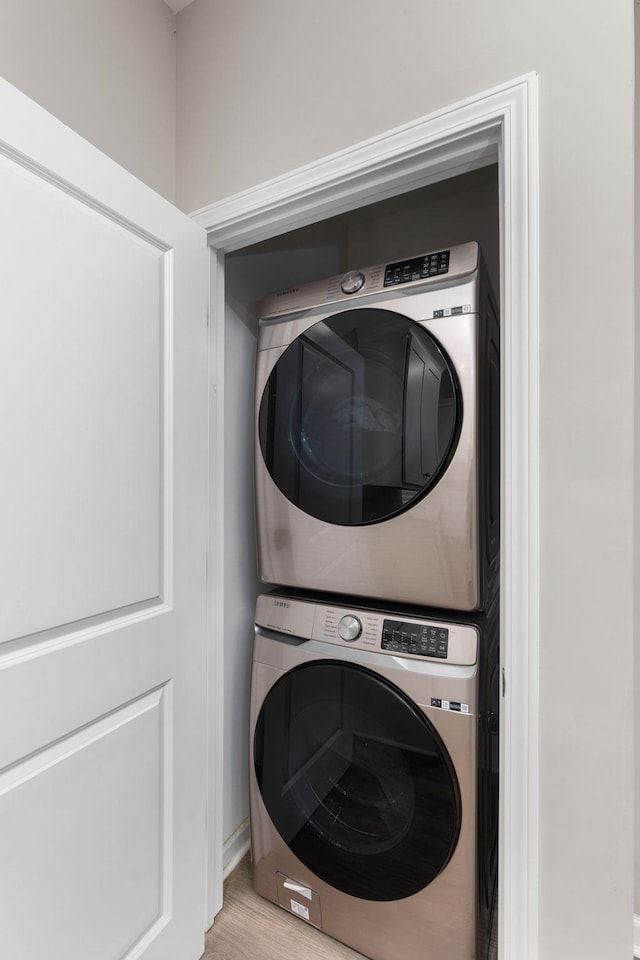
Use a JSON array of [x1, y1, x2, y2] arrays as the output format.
[[283, 880, 312, 899]]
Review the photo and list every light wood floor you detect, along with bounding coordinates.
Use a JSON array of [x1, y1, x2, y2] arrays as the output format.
[[203, 855, 367, 960]]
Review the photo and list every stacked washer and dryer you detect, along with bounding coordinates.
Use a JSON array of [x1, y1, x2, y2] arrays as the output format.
[[249, 241, 500, 960]]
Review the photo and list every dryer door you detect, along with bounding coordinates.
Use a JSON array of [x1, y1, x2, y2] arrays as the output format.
[[258, 308, 460, 525], [253, 660, 461, 901]]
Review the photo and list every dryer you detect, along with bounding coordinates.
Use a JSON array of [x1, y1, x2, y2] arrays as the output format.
[[255, 241, 499, 611], [249, 591, 499, 960]]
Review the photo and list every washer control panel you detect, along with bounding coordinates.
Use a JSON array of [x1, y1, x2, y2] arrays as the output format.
[[255, 594, 477, 666], [381, 620, 448, 658]]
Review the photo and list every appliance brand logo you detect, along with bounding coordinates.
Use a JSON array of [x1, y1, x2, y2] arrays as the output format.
[[276, 287, 299, 297], [273, 600, 291, 609]]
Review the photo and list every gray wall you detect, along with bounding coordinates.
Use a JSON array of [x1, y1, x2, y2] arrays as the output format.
[[0, 0, 177, 201], [177, 1, 635, 958]]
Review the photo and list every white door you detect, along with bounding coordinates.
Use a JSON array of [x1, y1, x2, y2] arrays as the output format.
[[0, 79, 208, 960]]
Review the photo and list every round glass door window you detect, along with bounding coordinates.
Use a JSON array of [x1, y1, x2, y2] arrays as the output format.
[[258, 309, 461, 525], [253, 660, 461, 901]]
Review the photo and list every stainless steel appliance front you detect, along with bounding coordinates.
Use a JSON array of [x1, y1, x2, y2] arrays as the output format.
[[249, 593, 497, 960], [255, 241, 499, 610]]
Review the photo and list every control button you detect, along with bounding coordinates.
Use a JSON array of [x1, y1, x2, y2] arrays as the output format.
[[338, 615, 363, 642], [340, 270, 366, 295]]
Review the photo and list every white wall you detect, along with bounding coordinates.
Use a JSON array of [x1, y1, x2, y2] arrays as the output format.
[[176, 2, 635, 958], [0, 0, 177, 200]]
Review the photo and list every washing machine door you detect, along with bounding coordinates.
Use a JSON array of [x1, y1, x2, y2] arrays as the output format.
[[253, 660, 461, 901], [258, 308, 460, 525]]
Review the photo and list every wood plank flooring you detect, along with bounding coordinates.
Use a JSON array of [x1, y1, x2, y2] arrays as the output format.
[[203, 855, 367, 960]]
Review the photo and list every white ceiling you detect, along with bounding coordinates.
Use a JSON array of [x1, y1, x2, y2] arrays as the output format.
[[163, 0, 195, 13]]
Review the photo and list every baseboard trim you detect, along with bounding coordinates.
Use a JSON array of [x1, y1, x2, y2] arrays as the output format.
[[223, 818, 250, 879], [634, 913, 640, 957]]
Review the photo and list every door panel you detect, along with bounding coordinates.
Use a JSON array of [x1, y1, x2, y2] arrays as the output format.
[[258, 308, 460, 526], [0, 154, 167, 640], [254, 660, 461, 901], [0, 78, 208, 960], [0, 689, 167, 960]]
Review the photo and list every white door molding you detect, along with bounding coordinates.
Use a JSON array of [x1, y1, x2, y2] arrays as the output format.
[[198, 73, 540, 960]]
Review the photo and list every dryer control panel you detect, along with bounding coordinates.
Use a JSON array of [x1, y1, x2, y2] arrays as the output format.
[[255, 594, 477, 666], [258, 240, 479, 320], [383, 249, 450, 287]]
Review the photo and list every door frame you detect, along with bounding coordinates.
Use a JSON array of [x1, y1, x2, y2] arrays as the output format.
[[195, 72, 540, 960]]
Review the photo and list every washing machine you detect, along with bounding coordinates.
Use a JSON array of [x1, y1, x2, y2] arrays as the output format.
[[249, 591, 499, 960], [255, 240, 499, 611]]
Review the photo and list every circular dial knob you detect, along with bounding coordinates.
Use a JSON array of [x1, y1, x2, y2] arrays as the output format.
[[338, 614, 362, 642], [340, 270, 365, 295]]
